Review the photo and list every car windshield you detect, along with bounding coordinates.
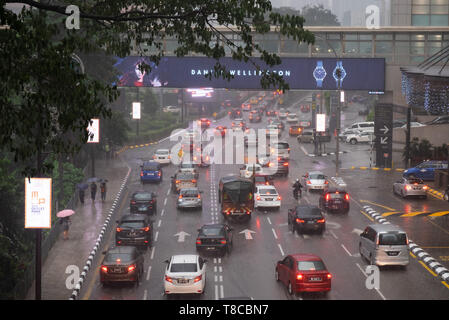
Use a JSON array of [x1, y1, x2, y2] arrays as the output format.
[[170, 263, 197, 273], [274, 143, 289, 149], [134, 193, 152, 200], [310, 174, 325, 180], [258, 188, 277, 195], [119, 221, 145, 229], [378, 232, 407, 245], [104, 253, 133, 263], [297, 260, 326, 271]]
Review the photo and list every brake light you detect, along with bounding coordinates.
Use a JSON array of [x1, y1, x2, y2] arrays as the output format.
[[194, 275, 202, 283], [256, 196, 261, 200], [131, 200, 136, 205], [423, 185, 428, 190], [198, 194, 201, 199], [296, 274, 303, 280], [196, 239, 202, 245], [344, 193, 350, 201], [116, 227, 122, 232], [140, 172, 144, 177], [317, 218, 325, 223], [306, 180, 311, 184], [175, 180, 180, 184], [165, 275, 173, 283], [296, 218, 305, 223], [127, 264, 136, 273], [178, 195, 183, 199], [405, 185, 411, 191], [327, 273, 332, 279], [277, 196, 281, 200], [192, 179, 197, 183], [283, 162, 289, 166], [246, 210, 251, 215], [325, 194, 330, 201], [142, 226, 150, 232], [101, 266, 108, 273], [158, 172, 161, 176], [324, 181, 329, 184], [220, 239, 227, 244]]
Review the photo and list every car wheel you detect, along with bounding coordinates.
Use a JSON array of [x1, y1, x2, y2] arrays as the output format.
[[350, 139, 357, 145]]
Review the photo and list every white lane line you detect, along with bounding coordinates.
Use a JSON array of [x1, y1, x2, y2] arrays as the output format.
[[164, 198, 167, 206], [154, 231, 159, 242], [150, 246, 155, 260], [146, 265, 152, 281], [341, 244, 352, 257], [160, 208, 165, 217], [215, 285, 219, 300], [278, 244, 285, 256], [220, 285, 224, 299], [329, 229, 338, 240], [218, 266, 223, 273], [355, 263, 387, 300], [157, 219, 161, 228], [267, 217, 272, 225], [271, 228, 278, 240], [219, 275, 223, 282], [143, 289, 148, 300], [166, 189, 170, 196]]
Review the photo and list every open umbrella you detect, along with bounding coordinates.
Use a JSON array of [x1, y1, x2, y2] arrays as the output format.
[[86, 177, 101, 183], [56, 209, 75, 218], [77, 183, 89, 190], [98, 178, 109, 183]]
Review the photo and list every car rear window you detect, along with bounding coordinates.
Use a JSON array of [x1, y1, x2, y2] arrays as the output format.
[[258, 188, 277, 195], [329, 193, 344, 199], [180, 189, 199, 197], [407, 178, 423, 184], [177, 173, 195, 180], [156, 150, 169, 155], [296, 207, 322, 217], [134, 193, 153, 200], [119, 221, 145, 229], [142, 163, 159, 171], [104, 253, 133, 263], [274, 143, 289, 149], [170, 263, 197, 273], [378, 232, 407, 245], [310, 174, 325, 180], [297, 260, 326, 271], [201, 227, 223, 236]]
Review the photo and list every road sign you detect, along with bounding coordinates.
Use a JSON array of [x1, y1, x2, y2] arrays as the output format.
[[374, 103, 393, 168]]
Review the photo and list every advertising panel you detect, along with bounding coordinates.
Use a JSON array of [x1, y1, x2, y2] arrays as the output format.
[[25, 178, 52, 229]]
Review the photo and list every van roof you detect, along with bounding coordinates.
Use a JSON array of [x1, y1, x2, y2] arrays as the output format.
[[368, 224, 406, 233]]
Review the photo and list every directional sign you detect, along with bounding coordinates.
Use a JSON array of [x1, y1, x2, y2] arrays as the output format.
[[239, 229, 256, 240], [174, 231, 190, 242], [374, 103, 393, 168]]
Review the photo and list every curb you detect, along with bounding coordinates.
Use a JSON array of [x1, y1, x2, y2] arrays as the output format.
[[427, 187, 445, 200], [69, 163, 132, 300], [362, 205, 449, 283]]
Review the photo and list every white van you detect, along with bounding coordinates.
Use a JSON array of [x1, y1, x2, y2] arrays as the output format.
[[359, 224, 410, 268], [347, 122, 374, 132]]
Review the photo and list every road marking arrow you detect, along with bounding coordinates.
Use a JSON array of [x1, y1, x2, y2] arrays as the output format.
[[380, 137, 388, 144], [174, 231, 191, 242], [380, 125, 389, 134], [239, 229, 256, 240]]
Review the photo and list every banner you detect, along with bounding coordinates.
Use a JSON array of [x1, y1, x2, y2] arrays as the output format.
[[25, 178, 52, 229]]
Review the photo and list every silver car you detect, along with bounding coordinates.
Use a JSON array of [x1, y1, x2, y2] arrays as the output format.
[[393, 177, 428, 199], [177, 188, 203, 210], [303, 171, 328, 192], [359, 224, 409, 268]]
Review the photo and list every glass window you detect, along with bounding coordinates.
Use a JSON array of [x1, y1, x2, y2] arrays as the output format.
[[376, 34, 393, 40], [428, 33, 443, 40], [359, 34, 373, 40], [396, 42, 411, 54], [378, 233, 408, 245], [431, 14, 449, 25], [327, 33, 341, 40], [395, 34, 410, 40], [170, 263, 197, 273], [413, 5, 431, 14], [345, 34, 358, 41], [297, 260, 326, 271], [412, 14, 430, 25], [375, 41, 393, 54], [344, 42, 359, 54], [359, 42, 372, 54], [411, 42, 425, 54], [413, 0, 430, 4]]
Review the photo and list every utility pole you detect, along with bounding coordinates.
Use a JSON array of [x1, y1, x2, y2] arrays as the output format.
[[335, 70, 343, 177]]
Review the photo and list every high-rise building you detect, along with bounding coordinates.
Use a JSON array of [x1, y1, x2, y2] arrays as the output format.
[[391, 0, 449, 26], [330, 0, 391, 26]]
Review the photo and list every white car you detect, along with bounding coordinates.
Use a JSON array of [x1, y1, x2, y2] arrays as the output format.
[[278, 108, 288, 119], [266, 124, 281, 137], [270, 141, 290, 159], [240, 163, 267, 178], [164, 254, 207, 295], [163, 105, 181, 113], [153, 149, 171, 164], [339, 128, 361, 141], [255, 185, 281, 210], [286, 113, 298, 123], [345, 131, 374, 145], [178, 161, 199, 178], [303, 171, 329, 192]]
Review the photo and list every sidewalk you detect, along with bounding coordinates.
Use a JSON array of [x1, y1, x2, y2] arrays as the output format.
[[26, 156, 130, 300]]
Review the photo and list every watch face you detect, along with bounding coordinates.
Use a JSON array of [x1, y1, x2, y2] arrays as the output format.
[[313, 68, 327, 80]]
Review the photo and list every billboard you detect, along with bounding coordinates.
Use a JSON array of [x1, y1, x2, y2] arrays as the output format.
[[25, 178, 52, 229], [113, 56, 385, 91], [87, 119, 100, 143]]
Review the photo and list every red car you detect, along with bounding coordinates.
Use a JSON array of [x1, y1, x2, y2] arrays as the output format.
[[197, 118, 211, 129], [214, 126, 227, 137], [275, 254, 331, 295]]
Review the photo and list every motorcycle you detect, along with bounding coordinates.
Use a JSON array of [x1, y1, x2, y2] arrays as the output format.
[[293, 186, 302, 200]]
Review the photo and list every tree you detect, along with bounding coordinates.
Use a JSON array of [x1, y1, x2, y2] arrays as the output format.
[[300, 4, 340, 26], [1, 1, 314, 176]]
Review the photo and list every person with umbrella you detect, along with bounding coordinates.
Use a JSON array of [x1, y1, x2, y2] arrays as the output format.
[[77, 183, 88, 205], [90, 181, 97, 203], [57, 209, 75, 240]]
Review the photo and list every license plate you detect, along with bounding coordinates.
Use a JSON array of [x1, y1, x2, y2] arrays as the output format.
[[139, 207, 147, 211], [310, 277, 322, 282], [178, 279, 188, 284], [112, 267, 122, 273], [265, 198, 273, 201], [307, 221, 315, 224], [206, 247, 215, 250], [413, 187, 421, 190], [387, 251, 399, 256]]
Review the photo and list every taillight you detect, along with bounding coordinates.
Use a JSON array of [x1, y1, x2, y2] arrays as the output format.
[[178, 194, 183, 199], [197, 194, 201, 199], [325, 194, 330, 201], [192, 179, 197, 183], [324, 181, 329, 184], [283, 162, 289, 166], [317, 218, 325, 223], [423, 185, 428, 190], [194, 275, 202, 283], [157, 171, 161, 176], [101, 266, 108, 273], [142, 226, 150, 232], [140, 172, 144, 177], [296, 274, 303, 280], [296, 218, 305, 223], [196, 239, 202, 245], [256, 196, 261, 200], [116, 227, 122, 232], [128, 264, 136, 272], [306, 180, 311, 184], [175, 180, 180, 184], [277, 196, 281, 200], [165, 275, 173, 283], [220, 239, 227, 244], [344, 193, 350, 201], [327, 273, 332, 279], [405, 185, 411, 191]]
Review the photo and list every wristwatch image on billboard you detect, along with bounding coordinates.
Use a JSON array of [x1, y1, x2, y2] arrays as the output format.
[[313, 61, 327, 88], [333, 61, 347, 88]]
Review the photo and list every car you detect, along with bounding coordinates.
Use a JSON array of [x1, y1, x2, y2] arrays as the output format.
[[296, 130, 314, 143], [214, 126, 227, 137], [271, 119, 285, 131], [303, 171, 328, 192], [359, 224, 410, 268], [115, 214, 153, 247], [196, 223, 233, 255], [164, 254, 207, 295], [177, 187, 203, 210], [228, 107, 242, 119], [240, 163, 266, 178], [426, 115, 449, 125], [140, 161, 163, 184], [345, 121, 374, 132], [289, 125, 303, 136], [221, 99, 233, 108], [231, 118, 246, 131], [171, 172, 197, 193], [153, 149, 171, 164], [163, 105, 181, 113], [270, 141, 290, 159], [178, 161, 199, 178], [339, 128, 361, 141], [266, 156, 289, 177], [345, 131, 374, 145], [197, 118, 211, 129], [288, 205, 326, 234], [266, 109, 277, 117], [241, 101, 252, 111], [403, 160, 448, 181], [130, 191, 157, 215], [286, 113, 298, 123], [319, 187, 350, 213], [400, 122, 426, 128], [249, 97, 258, 105], [255, 185, 281, 210], [254, 174, 273, 186], [100, 246, 144, 285], [300, 104, 310, 113], [266, 124, 281, 138], [278, 108, 288, 119], [393, 177, 428, 199], [248, 110, 262, 123], [275, 254, 331, 295]]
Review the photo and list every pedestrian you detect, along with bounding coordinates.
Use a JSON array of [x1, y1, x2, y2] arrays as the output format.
[[100, 181, 107, 202], [60, 216, 71, 240], [444, 184, 449, 202], [79, 188, 85, 205], [90, 182, 97, 203], [105, 143, 110, 160]]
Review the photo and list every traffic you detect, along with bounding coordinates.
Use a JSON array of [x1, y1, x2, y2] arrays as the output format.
[[80, 91, 449, 301]]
